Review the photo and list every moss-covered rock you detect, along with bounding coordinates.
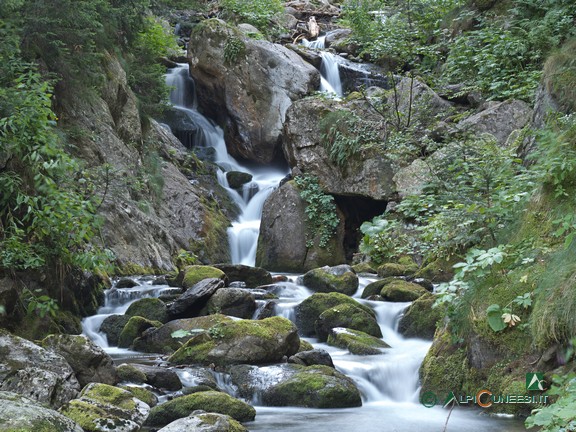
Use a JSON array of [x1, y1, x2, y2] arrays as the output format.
[[157, 412, 248, 432], [262, 365, 362, 408], [201, 287, 256, 318], [377, 262, 418, 278], [119, 385, 158, 408], [415, 258, 456, 283], [295, 292, 375, 336], [132, 315, 233, 354], [298, 339, 314, 352], [118, 316, 162, 349], [226, 171, 253, 189], [352, 262, 377, 274], [60, 383, 150, 432], [180, 265, 227, 289], [125, 297, 168, 323], [398, 292, 442, 339], [168, 317, 299, 366], [145, 391, 256, 427], [100, 314, 131, 346], [360, 277, 397, 298], [212, 264, 273, 288], [116, 364, 147, 384], [380, 280, 428, 302], [302, 265, 359, 296], [315, 303, 382, 341], [327, 327, 389, 355]]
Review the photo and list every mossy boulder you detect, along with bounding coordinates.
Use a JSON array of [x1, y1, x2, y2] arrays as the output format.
[[201, 287, 256, 318], [380, 280, 428, 302], [100, 314, 130, 346], [212, 264, 274, 287], [302, 265, 359, 296], [118, 316, 162, 348], [168, 317, 299, 366], [327, 327, 390, 355], [125, 297, 168, 323], [361, 277, 397, 299], [298, 339, 314, 352], [295, 292, 375, 336], [415, 258, 455, 283], [377, 262, 418, 278], [119, 386, 158, 408], [130, 364, 182, 391], [132, 315, 233, 354], [352, 262, 377, 274], [180, 265, 227, 289], [116, 364, 147, 384], [167, 278, 226, 319], [262, 365, 362, 408], [398, 292, 442, 339], [0, 391, 83, 432], [315, 303, 382, 341], [157, 412, 248, 432], [226, 171, 253, 189], [60, 383, 150, 432], [145, 391, 256, 427]]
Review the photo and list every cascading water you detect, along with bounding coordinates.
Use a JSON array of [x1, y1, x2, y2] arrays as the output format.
[[303, 35, 343, 98], [165, 64, 288, 266]]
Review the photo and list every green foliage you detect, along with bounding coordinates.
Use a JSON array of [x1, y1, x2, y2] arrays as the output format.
[[220, 0, 283, 35], [525, 373, 576, 431], [223, 37, 246, 65], [486, 293, 532, 332], [359, 217, 414, 264], [24, 290, 59, 319], [320, 110, 381, 168], [543, 38, 576, 113], [294, 176, 340, 249], [0, 32, 112, 273], [174, 249, 198, 270], [443, 0, 576, 101], [341, 0, 463, 71]]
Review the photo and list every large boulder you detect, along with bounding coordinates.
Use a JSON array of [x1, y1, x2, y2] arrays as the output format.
[[302, 265, 359, 296], [132, 315, 233, 354], [188, 19, 319, 163], [0, 391, 83, 432], [256, 181, 346, 272], [125, 297, 169, 323], [99, 314, 131, 346], [288, 349, 335, 368], [398, 292, 442, 339], [178, 265, 227, 289], [42, 334, 118, 387], [380, 280, 428, 302], [168, 278, 226, 319], [118, 316, 162, 348], [315, 303, 383, 341], [0, 329, 80, 409], [157, 412, 248, 432], [327, 327, 390, 355], [295, 292, 375, 336], [130, 365, 182, 391], [201, 288, 256, 319], [168, 317, 299, 366], [212, 264, 273, 287], [59, 383, 150, 432], [282, 97, 396, 200], [145, 391, 256, 427]]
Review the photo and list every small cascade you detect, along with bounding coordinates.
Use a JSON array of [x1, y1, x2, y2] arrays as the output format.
[[165, 65, 288, 266], [303, 35, 343, 98]]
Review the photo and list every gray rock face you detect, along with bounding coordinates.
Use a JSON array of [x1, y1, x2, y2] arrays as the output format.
[[288, 349, 335, 368], [42, 334, 118, 387], [256, 181, 346, 272], [188, 19, 319, 163], [132, 365, 182, 391], [212, 264, 273, 287], [0, 391, 83, 432], [456, 99, 533, 146], [202, 288, 256, 319], [0, 330, 80, 408], [168, 278, 226, 319], [157, 412, 248, 432], [282, 97, 396, 200]]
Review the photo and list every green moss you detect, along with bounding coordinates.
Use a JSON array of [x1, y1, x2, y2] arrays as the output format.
[[60, 400, 110, 431], [302, 267, 359, 296], [327, 328, 389, 355], [380, 280, 427, 302], [316, 303, 382, 341], [398, 292, 443, 339], [377, 262, 418, 278], [295, 292, 375, 336], [218, 316, 296, 340], [415, 257, 457, 282], [118, 316, 162, 348], [298, 339, 314, 352], [116, 364, 147, 383], [361, 277, 397, 298], [81, 383, 137, 411], [119, 385, 158, 407], [168, 333, 216, 365], [352, 263, 376, 274], [125, 297, 168, 323], [181, 265, 226, 289], [145, 391, 256, 426]]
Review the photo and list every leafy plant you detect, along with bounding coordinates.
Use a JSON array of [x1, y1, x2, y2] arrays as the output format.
[[294, 175, 340, 248], [486, 293, 532, 332], [220, 0, 283, 34], [525, 373, 576, 431], [223, 37, 246, 65]]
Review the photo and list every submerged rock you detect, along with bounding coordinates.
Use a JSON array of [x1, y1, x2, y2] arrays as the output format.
[[0, 329, 80, 409], [60, 383, 150, 432], [145, 391, 256, 427], [0, 391, 83, 432], [168, 317, 299, 366], [327, 327, 390, 355], [157, 411, 248, 432], [42, 334, 118, 387], [302, 265, 359, 296]]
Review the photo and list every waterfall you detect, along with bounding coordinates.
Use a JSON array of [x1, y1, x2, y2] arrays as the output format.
[[165, 64, 288, 266], [303, 35, 343, 98]]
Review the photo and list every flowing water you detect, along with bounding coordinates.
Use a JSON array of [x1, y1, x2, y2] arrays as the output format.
[[165, 65, 288, 266], [81, 63, 525, 431], [303, 35, 343, 98]]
